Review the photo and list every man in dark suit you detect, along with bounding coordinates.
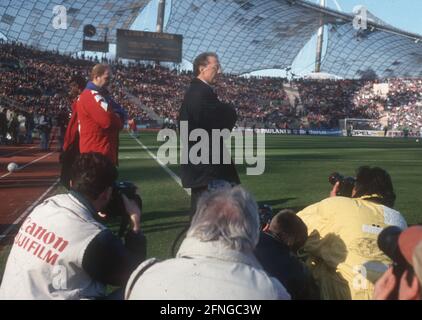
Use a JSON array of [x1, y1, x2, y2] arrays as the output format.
[[178, 52, 240, 216]]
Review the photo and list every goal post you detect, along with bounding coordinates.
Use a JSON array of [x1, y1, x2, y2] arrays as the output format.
[[339, 118, 402, 137]]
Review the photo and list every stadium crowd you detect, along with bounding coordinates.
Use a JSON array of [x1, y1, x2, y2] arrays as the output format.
[[2, 41, 422, 143], [0, 42, 148, 148], [296, 78, 422, 131], [296, 79, 384, 129], [386, 79, 422, 131], [115, 63, 292, 127]]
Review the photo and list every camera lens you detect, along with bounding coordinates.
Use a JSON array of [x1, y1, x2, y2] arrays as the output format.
[[377, 226, 402, 262], [328, 172, 342, 185]]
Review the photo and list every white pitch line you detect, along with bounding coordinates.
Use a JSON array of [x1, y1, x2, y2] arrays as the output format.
[[1, 151, 55, 179], [131, 136, 191, 196], [0, 178, 60, 241], [1, 146, 36, 158]]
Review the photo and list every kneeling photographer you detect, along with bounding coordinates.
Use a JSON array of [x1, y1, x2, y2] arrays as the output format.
[[297, 166, 408, 300], [0, 153, 146, 300], [255, 209, 319, 300], [374, 225, 422, 300]]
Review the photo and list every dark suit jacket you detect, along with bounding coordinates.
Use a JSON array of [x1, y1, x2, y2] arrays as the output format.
[[178, 78, 240, 189]]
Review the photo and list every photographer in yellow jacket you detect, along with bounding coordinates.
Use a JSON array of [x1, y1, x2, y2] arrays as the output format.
[[297, 166, 408, 300]]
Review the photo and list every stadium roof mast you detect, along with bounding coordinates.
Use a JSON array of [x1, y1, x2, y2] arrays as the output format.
[[315, 0, 343, 73], [314, 0, 325, 73], [155, 0, 166, 65], [156, 0, 166, 33]]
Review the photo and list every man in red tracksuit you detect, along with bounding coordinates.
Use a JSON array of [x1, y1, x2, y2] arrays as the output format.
[[60, 75, 86, 189], [77, 64, 126, 166]]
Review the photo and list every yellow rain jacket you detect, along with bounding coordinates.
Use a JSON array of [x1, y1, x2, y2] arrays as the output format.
[[297, 196, 407, 300]]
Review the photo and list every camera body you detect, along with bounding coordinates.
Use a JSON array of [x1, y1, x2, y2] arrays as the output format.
[[104, 181, 143, 237], [259, 204, 274, 231], [377, 226, 413, 299], [328, 172, 356, 197], [106, 181, 142, 216]]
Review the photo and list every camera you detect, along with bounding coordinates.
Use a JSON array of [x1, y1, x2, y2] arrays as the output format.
[[377, 226, 413, 299], [106, 181, 142, 217], [103, 181, 143, 237], [328, 172, 356, 197], [259, 204, 274, 231]]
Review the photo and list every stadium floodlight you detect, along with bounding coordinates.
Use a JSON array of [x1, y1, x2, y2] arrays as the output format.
[[83, 25, 96, 38]]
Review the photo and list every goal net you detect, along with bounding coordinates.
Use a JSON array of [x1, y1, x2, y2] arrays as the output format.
[[339, 118, 400, 137]]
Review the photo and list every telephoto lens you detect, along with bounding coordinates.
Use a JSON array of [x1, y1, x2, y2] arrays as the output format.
[[328, 172, 343, 186], [377, 226, 410, 300], [328, 172, 355, 197], [377, 226, 403, 263]]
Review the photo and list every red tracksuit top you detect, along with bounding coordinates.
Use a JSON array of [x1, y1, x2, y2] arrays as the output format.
[[63, 100, 78, 152], [76, 88, 123, 165]]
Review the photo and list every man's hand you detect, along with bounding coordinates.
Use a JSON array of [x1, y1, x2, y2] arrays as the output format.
[[373, 267, 396, 300], [398, 270, 420, 300], [122, 194, 141, 234], [330, 181, 340, 197]]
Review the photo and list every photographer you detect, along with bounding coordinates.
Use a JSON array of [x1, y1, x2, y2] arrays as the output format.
[[0, 153, 146, 300], [126, 186, 289, 300], [374, 226, 422, 300], [297, 166, 407, 300], [254, 210, 319, 300]]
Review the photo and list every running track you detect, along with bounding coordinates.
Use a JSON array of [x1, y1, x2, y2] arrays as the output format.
[[0, 131, 61, 246]]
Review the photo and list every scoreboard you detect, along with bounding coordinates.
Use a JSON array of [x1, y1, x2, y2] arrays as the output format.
[[116, 29, 183, 63], [82, 40, 109, 53]]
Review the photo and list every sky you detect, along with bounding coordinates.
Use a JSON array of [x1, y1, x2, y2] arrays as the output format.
[[131, 0, 422, 77]]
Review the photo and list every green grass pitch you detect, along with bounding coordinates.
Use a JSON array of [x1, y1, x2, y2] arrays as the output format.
[[118, 132, 422, 260]]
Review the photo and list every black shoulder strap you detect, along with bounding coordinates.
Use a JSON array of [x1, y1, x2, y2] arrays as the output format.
[[125, 258, 160, 300]]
